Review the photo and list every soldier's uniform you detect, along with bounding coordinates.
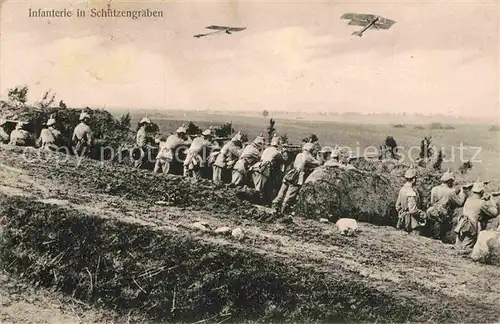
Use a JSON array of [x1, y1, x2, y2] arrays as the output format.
[[134, 117, 154, 169], [72, 112, 93, 156], [0, 119, 9, 144], [454, 182, 498, 251], [426, 171, 466, 239], [184, 128, 218, 179], [37, 118, 62, 151], [272, 142, 322, 214], [213, 132, 242, 183], [9, 122, 31, 146], [154, 125, 190, 174], [231, 135, 264, 186], [251, 135, 286, 195], [395, 168, 427, 234]]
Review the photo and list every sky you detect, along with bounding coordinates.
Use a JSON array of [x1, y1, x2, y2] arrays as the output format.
[[0, 0, 498, 119]]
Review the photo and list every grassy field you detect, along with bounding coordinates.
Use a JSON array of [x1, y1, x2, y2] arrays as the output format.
[[121, 110, 500, 187]]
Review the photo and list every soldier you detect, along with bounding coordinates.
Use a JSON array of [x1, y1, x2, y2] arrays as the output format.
[[0, 119, 10, 144], [37, 116, 62, 151], [272, 142, 322, 214], [251, 134, 286, 199], [72, 111, 93, 156], [317, 146, 332, 165], [154, 124, 190, 174], [212, 131, 243, 184], [9, 122, 31, 146], [184, 127, 218, 180], [324, 149, 344, 168], [134, 116, 155, 169], [454, 181, 498, 252], [231, 134, 265, 187], [426, 170, 466, 240], [395, 168, 427, 235]]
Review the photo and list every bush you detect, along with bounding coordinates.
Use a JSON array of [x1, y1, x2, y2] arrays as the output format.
[[429, 123, 444, 130], [392, 124, 405, 128], [489, 125, 500, 132]]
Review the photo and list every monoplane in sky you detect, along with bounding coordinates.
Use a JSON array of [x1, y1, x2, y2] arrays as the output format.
[[341, 13, 396, 37], [194, 25, 247, 38]]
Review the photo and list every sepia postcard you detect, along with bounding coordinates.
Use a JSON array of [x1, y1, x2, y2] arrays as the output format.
[[0, 1, 499, 323]]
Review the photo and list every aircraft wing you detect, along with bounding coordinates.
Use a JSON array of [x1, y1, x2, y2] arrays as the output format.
[[227, 27, 246, 32], [341, 13, 376, 22], [374, 17, 396, 29], [347, 19, 370, 27], [206, 25, 230, 30]]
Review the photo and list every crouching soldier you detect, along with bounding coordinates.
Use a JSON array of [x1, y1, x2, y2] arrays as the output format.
[[184, 127, 218, 180], [72, 111, 93, 156], [9, 122, 32, 146], [454, 181, 498, 252], [426, 170, 466, 240], [37, 116, 62, 151], [252, 134, 286, 201], [272, 142, 321, 214], [231, 134, 265, 187], [213, 132, 243, 184], [0, 119, 10, 144], [154, 124, 190, 174], [395, 168, 427, 235]]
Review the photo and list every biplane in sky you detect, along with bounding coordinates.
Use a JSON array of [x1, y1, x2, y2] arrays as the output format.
[[340, 13, 396, 37], [194, 25, 247, 38]]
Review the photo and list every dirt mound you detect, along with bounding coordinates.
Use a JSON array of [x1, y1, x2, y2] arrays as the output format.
[[295, 165, 442, 226], [0, 194, 444, 323]]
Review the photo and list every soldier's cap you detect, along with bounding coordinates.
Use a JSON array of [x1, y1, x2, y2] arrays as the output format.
[[404, 168, 416, 179], [330, 149, 340, 158], [471, 181, 485, 193], [139, 116, 152, 125], [440, 171, 455, 182], [232, 131, 243, 143], [176, 124, 187, 134], [79, 111, 91, 120], [253, 133, 265, 146], [202, 127, 213, 136], [303, 142, 315, 152], [46, 118, 56, 126], [270, 135, 281, 146]]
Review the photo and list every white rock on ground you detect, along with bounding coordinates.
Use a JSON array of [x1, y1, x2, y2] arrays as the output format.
[[191, 221, 211, 232], [231, 227, 244, 240], [214, 226, 232, 235], [336, 218, 358, 236], [471, 230, 500, 265]]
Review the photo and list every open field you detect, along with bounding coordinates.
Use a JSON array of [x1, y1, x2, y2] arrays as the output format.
[[123, 110, 500, 186], [1, 145, 499, 323]]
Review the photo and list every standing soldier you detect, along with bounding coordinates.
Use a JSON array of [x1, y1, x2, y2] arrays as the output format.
[[272, 142, 322, 214], [135, 116, 154, 169], [0, 119, 10, 144], [184, 127, 218, 180], [213, 131, 243, 184], [154, 124, 190, 175], [37, 116, 62, 151], [426, 170, 466, 240], [72, 111, 93, 156], [231, 134, 265, 187], [251, 134, 286, 201], [9, 122, 32, 146], [454, 180, 498, 252], [395, 168, 427, 235]]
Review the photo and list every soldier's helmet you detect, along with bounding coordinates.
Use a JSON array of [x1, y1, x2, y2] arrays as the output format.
[[202, 126, 213, 137], [253, 133, 265, 146], [404, 168, 416, 179], [440, 170, 455, 182], [471, 181, 485, 193], [270, 135, 281, 146], [139, 116, 152, 125], [176, 124, 187, 134], [79, 111, 91, 121], [303, 142, 315, 152], [232, 131, 242, 143]]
